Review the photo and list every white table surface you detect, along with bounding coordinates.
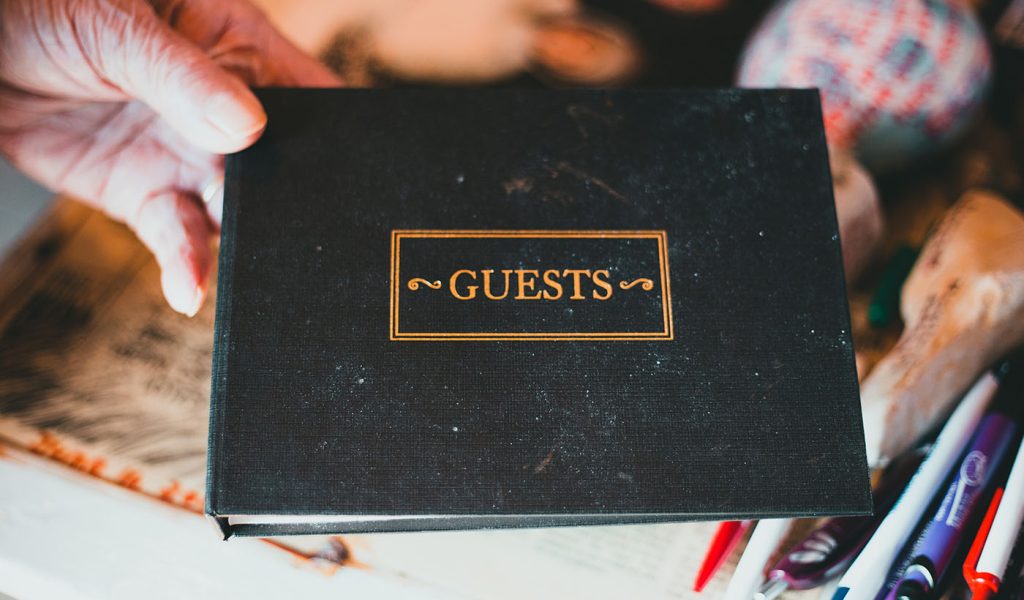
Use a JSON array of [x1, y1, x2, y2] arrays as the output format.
[[0, 448, 443, 600]]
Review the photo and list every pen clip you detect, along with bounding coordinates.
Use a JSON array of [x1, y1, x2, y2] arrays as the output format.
[[693, 520, 751, 591], [963, 487, 1004, 594], [753, 576, 788, 600]]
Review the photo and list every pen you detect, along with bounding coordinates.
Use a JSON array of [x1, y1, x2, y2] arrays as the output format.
[[963, 487, 1004, 600], [832, 371, 1001, 600], [693, 520, 752, 591], [994, 526, 1024, 599], [969, 434, 1024, 599], [754, 448, 926, 600], [723, 519, 791, 599], [882, 410, 1018, 600]]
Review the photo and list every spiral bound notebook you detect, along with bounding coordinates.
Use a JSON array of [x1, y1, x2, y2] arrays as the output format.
[[207, 88, 871, 537]]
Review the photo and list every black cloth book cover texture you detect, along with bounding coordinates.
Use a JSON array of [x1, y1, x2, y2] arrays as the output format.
[[207, 88, 871, 537]]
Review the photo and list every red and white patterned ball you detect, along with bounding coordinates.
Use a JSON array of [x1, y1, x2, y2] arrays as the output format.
[[737, 0, 991, 171]]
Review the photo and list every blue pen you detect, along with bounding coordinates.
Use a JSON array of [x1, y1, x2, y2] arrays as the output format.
[[831, 371, 1003, 600], [881, 411, 1018, 600]]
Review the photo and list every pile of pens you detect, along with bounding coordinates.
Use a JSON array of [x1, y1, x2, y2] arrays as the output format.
[[694, 353, 1024, 600]]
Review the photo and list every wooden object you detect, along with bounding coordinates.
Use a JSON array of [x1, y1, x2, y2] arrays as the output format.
[[860, 190, 1024, 465]]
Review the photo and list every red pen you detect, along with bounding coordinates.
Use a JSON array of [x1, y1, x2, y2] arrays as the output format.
[[963, 487, 1004, 600], [693, 520, 752, 591]]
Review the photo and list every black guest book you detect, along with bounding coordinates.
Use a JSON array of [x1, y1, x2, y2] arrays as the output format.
[[206, 88, 871, 537]]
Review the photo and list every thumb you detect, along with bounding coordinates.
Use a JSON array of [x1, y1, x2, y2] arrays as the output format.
[[132, 191, 214, 317], [99, 5, 267, 154]]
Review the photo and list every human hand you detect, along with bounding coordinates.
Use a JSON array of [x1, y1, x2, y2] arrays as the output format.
[[0, 0, 340, 315]]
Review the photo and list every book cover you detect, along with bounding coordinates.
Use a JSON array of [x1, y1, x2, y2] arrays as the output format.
[[0, 200, 824, 598], [207, 88, 871, 537]]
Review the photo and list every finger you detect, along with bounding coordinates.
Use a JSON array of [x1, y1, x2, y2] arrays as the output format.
[[150, 0, 342, 88], [260, 31, 343, 87], [217, 0, 343, 87], [200, 174, 224, 229], [96, 3, 267, 154], [131, 190, 214, 316], [192, 13, 342, 87]]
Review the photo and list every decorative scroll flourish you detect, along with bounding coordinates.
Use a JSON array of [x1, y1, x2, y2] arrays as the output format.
[[618, 278, 654, 291], [407, 278, 442, 291]]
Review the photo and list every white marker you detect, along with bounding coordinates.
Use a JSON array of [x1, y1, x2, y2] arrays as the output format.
[[976, 437, 1024, 586], [723, 518, 791, 600], [831, 371, 1000, 600]]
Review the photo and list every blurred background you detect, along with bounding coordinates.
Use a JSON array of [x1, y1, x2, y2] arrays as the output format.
[[3, 1, 1024, 599]]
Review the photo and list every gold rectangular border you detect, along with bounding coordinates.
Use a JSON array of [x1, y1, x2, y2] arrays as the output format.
[[390, 230, 673, 341]]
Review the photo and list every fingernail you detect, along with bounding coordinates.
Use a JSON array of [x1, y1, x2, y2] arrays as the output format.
[[164, 272, 205, 317], [186, 285, 205, 317], [205, 92, 267, 140], [201, 176, 225, 227], [206, 192, 223, 228]]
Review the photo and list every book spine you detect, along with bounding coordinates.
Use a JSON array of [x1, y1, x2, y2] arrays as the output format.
[[205, 152, 242, 523]]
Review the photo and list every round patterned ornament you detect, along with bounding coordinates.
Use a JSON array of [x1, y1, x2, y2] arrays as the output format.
[[738, 0, 992, 171]]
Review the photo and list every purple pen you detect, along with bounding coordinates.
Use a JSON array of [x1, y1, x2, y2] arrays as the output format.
[[753, 449, 926, 600], [883, 412, 1018, 600]]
